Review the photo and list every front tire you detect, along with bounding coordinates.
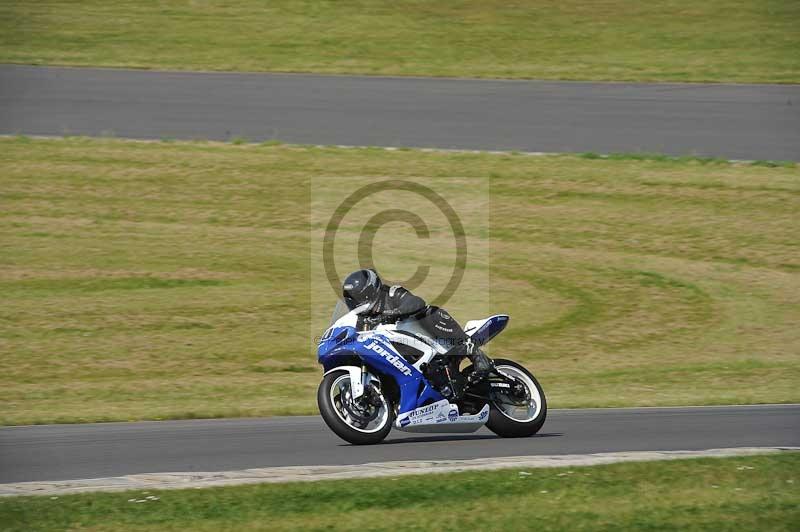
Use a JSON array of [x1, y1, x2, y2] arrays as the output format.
[[485, 359, 547, 438], [317, 369, 393, 445]]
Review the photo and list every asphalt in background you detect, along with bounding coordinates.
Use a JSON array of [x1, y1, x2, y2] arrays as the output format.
[[1, 405, 797, 484], [1, 65, 798, 161]]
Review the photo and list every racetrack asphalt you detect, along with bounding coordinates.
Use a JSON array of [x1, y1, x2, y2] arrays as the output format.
[[1, 405, 797, 484], [1, 67, 799, 486], [1, 65, 798, 161]]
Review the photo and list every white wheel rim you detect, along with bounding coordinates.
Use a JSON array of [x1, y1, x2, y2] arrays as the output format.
[[329, 374, 389, 434], [492, 365, 543, 423]]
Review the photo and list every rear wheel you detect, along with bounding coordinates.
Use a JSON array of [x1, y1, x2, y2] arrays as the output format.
[[317, 370, 393, 445], [485, 359, 547, 438]]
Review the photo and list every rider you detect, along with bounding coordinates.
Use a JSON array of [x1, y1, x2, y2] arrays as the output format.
[[341, 268, 494, 382]]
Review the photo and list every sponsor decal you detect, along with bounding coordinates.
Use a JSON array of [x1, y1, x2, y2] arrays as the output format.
[[448, 409, 458, 422], [436, 413, 447, 423], [478, 410, 488, 420], [490, 382, 511, 388], [364, 341, 413, 376], [399, 417, 411, 427], [409, 403, 438, 418]]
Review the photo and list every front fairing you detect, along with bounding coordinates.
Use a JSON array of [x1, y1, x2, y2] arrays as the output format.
[[317, 325, 359, 368], [316, 322, 444, 415], [317, 302, 365, 368]]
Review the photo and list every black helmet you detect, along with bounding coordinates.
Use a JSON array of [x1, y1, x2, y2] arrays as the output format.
[[342, 269, 382, 311]]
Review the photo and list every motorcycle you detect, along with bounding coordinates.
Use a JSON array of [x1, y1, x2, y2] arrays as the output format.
[[316, 301, 547, 445]]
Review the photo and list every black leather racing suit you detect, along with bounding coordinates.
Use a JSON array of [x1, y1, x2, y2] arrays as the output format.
[[362, 285, 466, 347], [361, 285, 492, 378]]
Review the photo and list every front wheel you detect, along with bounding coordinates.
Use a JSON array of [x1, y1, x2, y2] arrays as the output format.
[[317, 369, 393, 445], [485, 359, 547, 438]]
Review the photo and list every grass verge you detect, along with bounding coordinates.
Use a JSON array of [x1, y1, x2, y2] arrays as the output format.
[[1, 136, 799, 425], [1, 454, 798, 531], [1, 1, 799, 83]]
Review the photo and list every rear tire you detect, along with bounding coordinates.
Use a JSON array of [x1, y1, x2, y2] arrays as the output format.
[[317, 369, 394, 445], [485, 359, 547, 438]]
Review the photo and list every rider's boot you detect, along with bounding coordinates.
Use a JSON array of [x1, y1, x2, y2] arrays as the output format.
[[441, 339, 494, 385], [466, 339, 494, 384]]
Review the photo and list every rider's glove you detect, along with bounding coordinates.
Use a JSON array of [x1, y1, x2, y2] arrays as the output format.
[[364, 314, 398, 327], [363, 315, 385, 328]]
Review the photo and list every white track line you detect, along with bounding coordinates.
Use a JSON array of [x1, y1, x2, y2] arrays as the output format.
[[2, 447, 797, 497]]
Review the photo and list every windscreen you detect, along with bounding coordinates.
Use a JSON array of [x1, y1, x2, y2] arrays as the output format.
[[330, 299, 350, 325]]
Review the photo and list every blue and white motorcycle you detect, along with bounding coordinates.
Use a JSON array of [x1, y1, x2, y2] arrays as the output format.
[[317, 302, 547, 445]]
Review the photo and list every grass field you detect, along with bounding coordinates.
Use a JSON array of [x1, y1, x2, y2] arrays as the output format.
[[1, 1, 798, 83], [2, 454, 798, 531], [1, 136, 799, 425]]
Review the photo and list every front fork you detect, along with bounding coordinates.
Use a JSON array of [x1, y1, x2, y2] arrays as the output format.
[[359, 365, 380, 407]]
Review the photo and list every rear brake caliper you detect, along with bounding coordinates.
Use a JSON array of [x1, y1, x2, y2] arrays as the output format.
[[511, 379, 531, 404]]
